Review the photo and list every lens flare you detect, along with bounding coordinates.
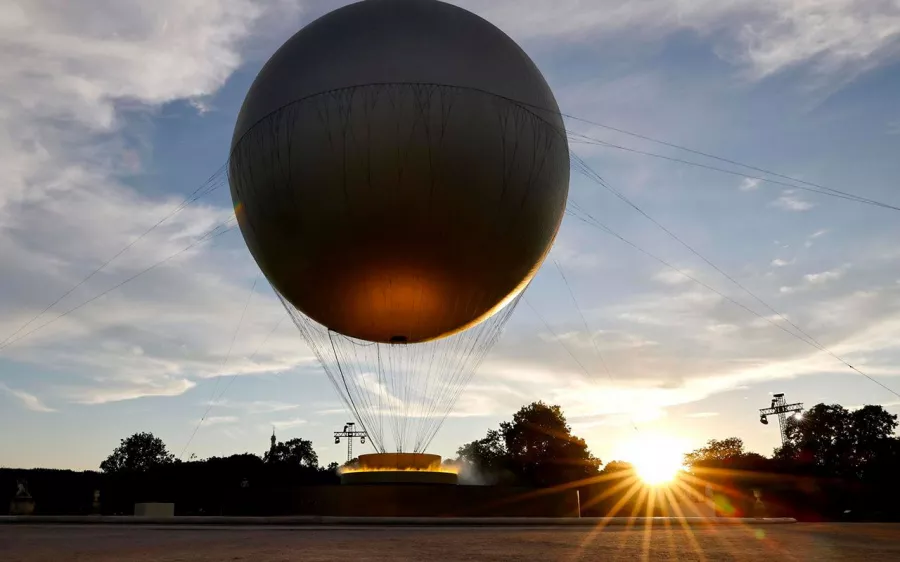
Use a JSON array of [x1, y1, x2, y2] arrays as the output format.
[[618, 433, 687, 486]]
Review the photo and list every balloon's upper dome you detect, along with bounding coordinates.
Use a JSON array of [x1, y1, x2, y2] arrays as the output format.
[[232, 0, 558, 148], [229, 0, 569, 343]]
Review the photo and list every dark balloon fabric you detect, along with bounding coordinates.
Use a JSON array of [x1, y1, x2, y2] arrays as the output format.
[[229, 0, 569, 343]]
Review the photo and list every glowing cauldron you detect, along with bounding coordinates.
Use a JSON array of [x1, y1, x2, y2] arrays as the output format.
[[339, 453, 458, 485]]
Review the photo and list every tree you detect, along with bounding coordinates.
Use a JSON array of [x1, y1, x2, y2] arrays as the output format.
[[99, 432, 175, 473], [456, 429, 514, 485], [599, 460, 635, 476], [684, 437, 747, 466], [263, 437, 319, 468], [456, 402, 600, 487], [501, 402, 601, 487], [778, 404, 898, 478], [682, 437, 770, 501], [850, 405, 899, 469], [457, 429, 507, 473]]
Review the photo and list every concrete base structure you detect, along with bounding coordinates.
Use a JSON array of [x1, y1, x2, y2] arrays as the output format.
[[302, 485, 579, 517], [339, 453, 458, 486], [340, 471, 458, 485]]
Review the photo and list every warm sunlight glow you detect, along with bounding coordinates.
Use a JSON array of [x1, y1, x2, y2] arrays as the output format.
[[618, 433, 687, 486]]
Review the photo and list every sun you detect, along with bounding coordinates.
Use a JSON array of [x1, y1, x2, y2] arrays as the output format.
[[618, 433, 686, 486]]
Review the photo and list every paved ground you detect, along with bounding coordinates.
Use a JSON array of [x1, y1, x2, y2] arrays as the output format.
[[1, 523, 898, 561]]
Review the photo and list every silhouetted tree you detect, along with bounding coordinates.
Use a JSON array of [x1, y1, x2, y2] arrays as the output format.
[[599, 460, 635, 475], [458, 402, 600, 487], [684, 437, 768, 472], [263, 437, 319, 468], [456, 429, 516, 485], [99, 432, 175, 473], [685, 438, 746, 465], [502, 402, 601, 487], [457, 430, 507, 472], [777, 404, 898, 478]]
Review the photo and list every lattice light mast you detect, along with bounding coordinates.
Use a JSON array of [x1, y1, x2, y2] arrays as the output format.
[[334, 422, 368, 463], [759, 393, 803, 446]]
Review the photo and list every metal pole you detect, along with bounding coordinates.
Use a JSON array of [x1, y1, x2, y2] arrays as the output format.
[[759, 393, 803, 447], [334, 422, 368, 463]]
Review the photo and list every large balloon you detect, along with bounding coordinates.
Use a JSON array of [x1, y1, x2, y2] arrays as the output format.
[[229, 0, 569, 343]]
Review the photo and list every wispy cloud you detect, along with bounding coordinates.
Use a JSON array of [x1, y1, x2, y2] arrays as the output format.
[[0, 382, 55, 413], [272, 418, 307, 431], [210, 399, 301, 414], [771, 258, 794, 268], [780, 265, 849, 294], [686, 412, 720, 418], [481, 255, 900, 427], [0, 0, 311, 406], [740, 178, 761, 191], [653, 268, 695, 286], [805, 267, 848, 285], [805, 229, 829, 248], [464, 0, 900, 83], [846, 400, 900, 411], [204, 416, 239, 427], [771, 190, 815, 212]]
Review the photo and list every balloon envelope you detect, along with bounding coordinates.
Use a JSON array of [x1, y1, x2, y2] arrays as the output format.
[[229, 0, 569, 343]]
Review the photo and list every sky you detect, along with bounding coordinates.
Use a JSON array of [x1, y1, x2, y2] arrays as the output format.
[[2, 0, 900, 471]]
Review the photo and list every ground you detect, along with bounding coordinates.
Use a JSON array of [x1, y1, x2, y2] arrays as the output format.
[[1, 524, 898, 561]]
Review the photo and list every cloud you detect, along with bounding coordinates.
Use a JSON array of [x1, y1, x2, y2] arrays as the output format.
[[804, 229, 829, 248], [740, 178, 761, 191], [221, 427, 248, 440], [0, 0, 311, 405], [203, 416, 239, 426], [0, 382, 55, 413], [686, 412, 720, 419], [846, 400, 900, 411], [461, 0, 900, 82], [550, 239, 603, 271], [211, 399, 301, 414], [779, 265, 849, 295], [272, 418, 307, 431], [469, 252, 900, 424], [70, 378, 197, 405], [654, 268, 695, 286], [771, 190, 815, 211], [804, 268, 847, 285], [771, 258, 794, 268]]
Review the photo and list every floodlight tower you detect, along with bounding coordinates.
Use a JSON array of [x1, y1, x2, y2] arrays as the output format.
[[759, 393, 803, 446], [333, 422, 368, 463]]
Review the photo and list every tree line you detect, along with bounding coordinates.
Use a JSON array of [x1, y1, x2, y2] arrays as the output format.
[[4, 400, 899, 519]]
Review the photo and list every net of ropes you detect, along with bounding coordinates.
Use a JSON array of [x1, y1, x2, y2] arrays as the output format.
[[278, 290, 522, 453]]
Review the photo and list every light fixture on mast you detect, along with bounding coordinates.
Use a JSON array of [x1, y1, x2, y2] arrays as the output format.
[[333, 421, 368, 463], [758, 393, 803, 446]]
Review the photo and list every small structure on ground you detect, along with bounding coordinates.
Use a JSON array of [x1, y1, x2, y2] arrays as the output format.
[[9, 479, 35, 515], [339, 453, 458, 485], [134, 503, 174, 517]]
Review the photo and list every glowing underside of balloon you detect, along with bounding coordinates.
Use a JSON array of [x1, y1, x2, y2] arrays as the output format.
[[228, 0, 570, 343]]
